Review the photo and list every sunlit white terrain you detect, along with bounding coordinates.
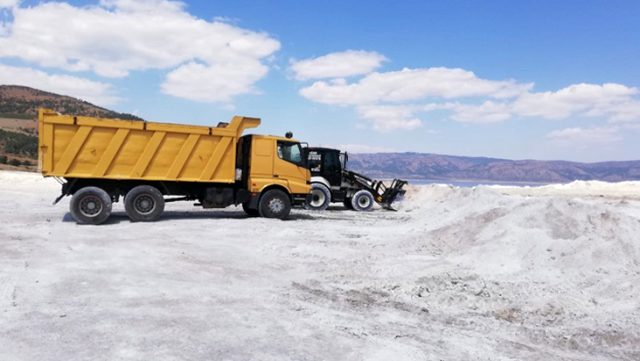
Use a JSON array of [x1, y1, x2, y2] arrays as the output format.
[[1, 171, 639, 360]]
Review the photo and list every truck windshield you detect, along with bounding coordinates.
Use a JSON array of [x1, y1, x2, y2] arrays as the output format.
[[277, 141, 305, 166]]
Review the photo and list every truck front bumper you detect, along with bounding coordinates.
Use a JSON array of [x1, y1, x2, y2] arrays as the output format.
[[292, 193, 312, 207]]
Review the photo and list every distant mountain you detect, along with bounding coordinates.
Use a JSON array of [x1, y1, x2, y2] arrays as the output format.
[[1, 85, 639, 182], [0, 85, 141, 171], [348, 153, 640, 183], [0, 85, 141, 120]]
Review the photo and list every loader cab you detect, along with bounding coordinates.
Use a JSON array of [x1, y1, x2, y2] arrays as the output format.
[[306, 147, 344, 187]]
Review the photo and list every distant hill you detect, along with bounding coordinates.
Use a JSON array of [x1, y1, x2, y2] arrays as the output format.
[[1, 85, 639, 182], [0, 85, 141, 120], [0, 85, 141, 171], [348, 153, 640, 183]]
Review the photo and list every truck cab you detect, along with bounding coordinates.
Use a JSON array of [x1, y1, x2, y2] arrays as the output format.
[[237, 135, 311, 217]]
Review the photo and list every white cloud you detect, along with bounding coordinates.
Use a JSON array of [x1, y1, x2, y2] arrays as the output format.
[[0, 0, 280, 102], [547, 126, 622, 145], [512, 83, 639, 120], [0, 64, 119, 106], [0, 0, 17, 36], [607, 101, 640, 123], [356, 104, 422, 131], [290, 50, 386, 80], [297, 63, 532, 131], [296, 51, 640, 132], [161, 61, 268, 102], [440, 83, 640, 124], [446, 101, 512, 123], [0, 0, 19, 8], [100, 0, 183, 13], [300, 67, 532, 106]]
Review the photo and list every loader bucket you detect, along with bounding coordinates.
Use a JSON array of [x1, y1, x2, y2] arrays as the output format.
[[376, 179, 408, 211]]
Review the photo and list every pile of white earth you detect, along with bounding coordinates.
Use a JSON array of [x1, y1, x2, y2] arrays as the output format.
[[1, 171, 639, 360]]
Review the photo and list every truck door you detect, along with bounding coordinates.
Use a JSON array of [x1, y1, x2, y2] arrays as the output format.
[[250, 138, 274, 179], [274, 141, 309, 194]]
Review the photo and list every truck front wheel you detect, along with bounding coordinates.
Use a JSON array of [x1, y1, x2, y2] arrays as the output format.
[[258, 189, 291, 219], [351, 190, 375, 212], [70, 186, 113, 225], [125, 185, 165, 222]]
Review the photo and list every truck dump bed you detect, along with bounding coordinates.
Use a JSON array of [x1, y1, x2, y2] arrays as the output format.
[[38, 109, 260, 183]]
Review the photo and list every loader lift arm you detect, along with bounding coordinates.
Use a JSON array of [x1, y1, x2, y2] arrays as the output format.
[[343, 169, 407, 210]]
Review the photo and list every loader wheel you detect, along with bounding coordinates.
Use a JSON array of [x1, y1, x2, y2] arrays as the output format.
[[304, 183, 331, 211], [343, 197, 354, 210], [125, 185, 165, 222], [242, 201, 259, 217], [351, 190, 374, 212], [70, 186, 113, 225], [258, 189, 291, 219]]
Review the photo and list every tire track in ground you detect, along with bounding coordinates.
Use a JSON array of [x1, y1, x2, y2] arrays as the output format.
[[0, 275, 17, 309]]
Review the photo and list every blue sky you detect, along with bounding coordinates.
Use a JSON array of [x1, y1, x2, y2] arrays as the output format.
[[1, 0, 639, 161]]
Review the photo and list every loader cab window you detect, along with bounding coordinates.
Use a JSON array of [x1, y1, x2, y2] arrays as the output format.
[[277, 141, 305, 166], [306, 150, 340, 173], [324, 151, 341, 173], [306, 149, 342, 187], [308, 151, 322, 172], [323, 150, 342, 186]]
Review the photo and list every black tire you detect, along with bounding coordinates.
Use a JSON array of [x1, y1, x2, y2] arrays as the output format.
[[70, 186, 113, 225], [304, 183, 331, 211], [124, 185, 165, 222], [242, 201, 260, 217], [258, 189, 291, 219], [343, 197, 354, 210], [351, 190, 375, 211]]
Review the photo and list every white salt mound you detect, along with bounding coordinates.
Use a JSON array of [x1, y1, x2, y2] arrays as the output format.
[[0, 172, 639, 360]]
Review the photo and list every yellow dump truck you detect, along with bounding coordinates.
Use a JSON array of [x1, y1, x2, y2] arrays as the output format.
[[38, 109, 311, 224]]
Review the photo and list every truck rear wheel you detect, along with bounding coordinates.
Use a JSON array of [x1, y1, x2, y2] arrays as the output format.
[[258, 189, 291, 219], [70, 186, 113, 225], [125, 185, 165, 222], [351, 190, 375, 212], [304, 183, 331, 211]]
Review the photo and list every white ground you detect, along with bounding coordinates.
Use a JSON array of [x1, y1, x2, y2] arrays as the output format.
[[1, 170, 639, 361]]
